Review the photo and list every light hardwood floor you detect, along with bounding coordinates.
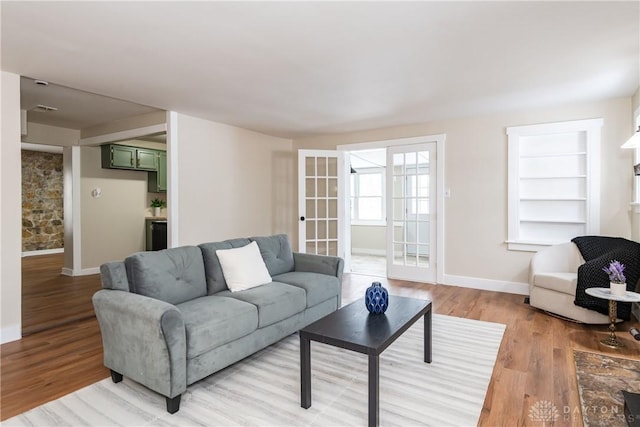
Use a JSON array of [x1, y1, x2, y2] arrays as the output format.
[[1, 266, 639, 424]]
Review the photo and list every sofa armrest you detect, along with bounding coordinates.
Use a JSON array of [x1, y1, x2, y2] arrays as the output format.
[[293, 252, 344, 282], [92, 290, 186, 399], [529, 242, 584, 287]]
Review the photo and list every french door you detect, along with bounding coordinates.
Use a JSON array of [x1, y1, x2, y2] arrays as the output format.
[[386, 143, 437, 282], [297, 150, 345, 257]]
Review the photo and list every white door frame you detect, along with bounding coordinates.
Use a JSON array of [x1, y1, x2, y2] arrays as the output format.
[[337, 134, 446, 284]]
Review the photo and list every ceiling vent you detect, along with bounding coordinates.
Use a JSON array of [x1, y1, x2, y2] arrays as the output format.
[[32, 104, 58, 112]]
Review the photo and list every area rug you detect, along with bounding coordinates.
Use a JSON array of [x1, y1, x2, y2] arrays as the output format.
[[4, 314, 505, 427], [574, 350, 640, 427]]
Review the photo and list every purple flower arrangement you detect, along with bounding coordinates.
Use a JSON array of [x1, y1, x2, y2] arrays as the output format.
[[603, 260, 626, 284]]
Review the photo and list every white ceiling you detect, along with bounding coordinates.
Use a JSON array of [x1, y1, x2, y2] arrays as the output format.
[[20, 77, 161, 129], [2, 1, 639, 139]]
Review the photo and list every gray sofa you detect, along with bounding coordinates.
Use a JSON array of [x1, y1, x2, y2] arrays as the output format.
[[93, 234, 343, 414]]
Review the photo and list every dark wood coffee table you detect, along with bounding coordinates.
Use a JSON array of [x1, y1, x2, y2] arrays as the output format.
[[299, 295, 432, 427]]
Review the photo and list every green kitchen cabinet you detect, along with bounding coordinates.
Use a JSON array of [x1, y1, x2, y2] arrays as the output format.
[[148, 151, 167, 192], [102, 144, 136, 169], [101, 144, 158, 171], [136, 148, 158, 171]]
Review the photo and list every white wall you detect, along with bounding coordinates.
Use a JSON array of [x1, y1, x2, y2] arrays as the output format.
[[351, 225, 385, 254], [80, 146, 149, 270], [22, 122, 80, 146], [1, 71, 23, 343], [174, 114, 294, 246], [295, 97, 634, 288]]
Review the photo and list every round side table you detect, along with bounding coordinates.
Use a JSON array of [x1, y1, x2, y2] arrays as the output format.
[[585, 287, 640, 348]]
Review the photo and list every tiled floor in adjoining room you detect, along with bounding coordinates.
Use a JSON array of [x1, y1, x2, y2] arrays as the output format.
[[350, 253, 386, 277]]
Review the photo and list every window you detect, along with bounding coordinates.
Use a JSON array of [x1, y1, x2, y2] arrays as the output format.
[[350, 168, 385, 224], [507, 118, 603, 251]]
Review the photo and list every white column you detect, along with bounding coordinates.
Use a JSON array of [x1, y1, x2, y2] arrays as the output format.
[[1, 71, 23, 343]]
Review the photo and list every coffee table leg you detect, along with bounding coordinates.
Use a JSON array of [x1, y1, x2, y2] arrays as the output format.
[[300, 335, 311, 408], [368, 354, 379, 427], [424, 309, 432, 363]]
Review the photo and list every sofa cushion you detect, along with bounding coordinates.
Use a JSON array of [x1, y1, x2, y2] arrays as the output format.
[[217, 282, 306, 328], [125, 246, 206, 305], [199, 238, 251, 294], [272, 271, 340, 307], [533, 272, 577, 295], [250, 234, 294, 276], [176, 296, 258, 359], [216, 241, 272, 292]]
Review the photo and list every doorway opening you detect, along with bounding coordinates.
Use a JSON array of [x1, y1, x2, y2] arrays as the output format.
[[348, 148, 387, 278]]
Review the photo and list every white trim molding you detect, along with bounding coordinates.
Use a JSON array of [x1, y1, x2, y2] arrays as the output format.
[[61, 266, 100, 277], [0, 325, 22, 344], [443, 274, 530, 295], [22, 248, 64, 257]]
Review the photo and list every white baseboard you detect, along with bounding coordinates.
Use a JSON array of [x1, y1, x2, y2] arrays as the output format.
[[61, 267, 100, 277], [1, 324, 22, 344], [351, 248, 386, 256], [22, 248, 64, 257], [443, 274, 529, 295]]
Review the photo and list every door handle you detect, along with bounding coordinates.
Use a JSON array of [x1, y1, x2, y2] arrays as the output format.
[[300, 216, 305, 221]]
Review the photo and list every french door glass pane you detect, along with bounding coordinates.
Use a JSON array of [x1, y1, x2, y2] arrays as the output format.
[[317, 178, 327, 197], [327, 157, 338, 176], [318, 221, 326, 239], [328, 240, 338, 256], [328, 199, 338, 218], [305, 179, 315, 197], [317, 199, 326, 219], [317, 157, 327, 176], [328, 178, 338, 197], [305, 200, 315, 219], [306, 220, 316, 239], [305, 157, 315, 176]]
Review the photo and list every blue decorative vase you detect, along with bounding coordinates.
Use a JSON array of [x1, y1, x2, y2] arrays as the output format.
[[365, 281, 389, 314]]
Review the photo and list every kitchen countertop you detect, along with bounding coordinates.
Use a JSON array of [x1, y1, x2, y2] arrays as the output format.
[[145, 216, 167, 220]]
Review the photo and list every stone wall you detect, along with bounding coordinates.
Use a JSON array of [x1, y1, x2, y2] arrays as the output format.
[[22, 150, 64, 251]]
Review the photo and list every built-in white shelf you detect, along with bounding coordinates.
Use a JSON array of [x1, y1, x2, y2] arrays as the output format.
[[520, 175, 587, 180], [520, 218, 586, 224], [520, 197, 587, 201], [519, 152, 586, 159], [507, 118, 601, 251]]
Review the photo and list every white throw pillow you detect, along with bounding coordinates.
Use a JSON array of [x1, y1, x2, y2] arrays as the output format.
[[216, 241, 272, 292]]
